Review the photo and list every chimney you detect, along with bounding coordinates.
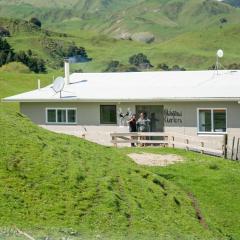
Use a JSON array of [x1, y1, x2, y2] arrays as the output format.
[[64, 59, 70, 85]]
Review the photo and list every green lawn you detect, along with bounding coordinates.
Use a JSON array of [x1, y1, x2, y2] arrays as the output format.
[[120, 148, 240, 240], [0, 72, 240, 239]]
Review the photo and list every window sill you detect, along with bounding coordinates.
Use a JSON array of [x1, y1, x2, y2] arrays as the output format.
[[197, 132, 227, 136]]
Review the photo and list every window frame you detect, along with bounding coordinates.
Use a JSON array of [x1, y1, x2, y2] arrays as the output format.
[[100, 105, 117, 125], [197, 108, 227, 134], [45, 108, 77, 125]]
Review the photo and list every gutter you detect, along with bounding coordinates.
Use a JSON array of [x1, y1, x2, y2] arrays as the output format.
[[2, 98, 240, 103]]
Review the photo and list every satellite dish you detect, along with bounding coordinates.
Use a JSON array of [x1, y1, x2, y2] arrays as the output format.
[[217, 49, 224, 58], [52, 77, 65, 93]]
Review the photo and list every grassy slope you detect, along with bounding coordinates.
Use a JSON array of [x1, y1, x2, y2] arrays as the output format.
[[0, 73, 215, 239], [120, 148, 240, 240], [0, 0, 240, 73], [3, 17, 240, 73], [0, 71, 240, 239], [1, 0, 240, 39]]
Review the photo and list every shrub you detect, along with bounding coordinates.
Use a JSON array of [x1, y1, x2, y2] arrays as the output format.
[[157, 63, 170, 71], [0, 27, 10, 37], [29, 17, 42, 28], [129, 53, 153, 69]]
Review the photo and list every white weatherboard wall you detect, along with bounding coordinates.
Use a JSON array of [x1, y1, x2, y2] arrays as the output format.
[[20, 101, 240, 138]]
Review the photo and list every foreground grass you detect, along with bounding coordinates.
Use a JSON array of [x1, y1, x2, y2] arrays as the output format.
[[0, 108, 215, 239], [120, 148, 240, 239], [0, 72, 240, 239]]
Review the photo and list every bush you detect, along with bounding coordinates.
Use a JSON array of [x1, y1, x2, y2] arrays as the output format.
[[0, 37, 46, 73], [157, 63, 170, 71], [227, 63, 240, 69], [129, 53, 153, 69], [104, 60, 139, 72], [0, 37, 14, 67], [171, 65, 186, 71], [0, 27, 10, 37], [104, 60, 121, 72], [157, 63, 186, 71], [29, 17, 42, 28], [220, 17, 228, 24]]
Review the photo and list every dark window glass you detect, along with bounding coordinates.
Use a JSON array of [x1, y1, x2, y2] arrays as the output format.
[[199, 110, 212, 132], [47, 109, 56, 123], [214, 110, 226, 132], [68, 109, 76, 123], [57, 109, 66, 123], [100, 105, 117, 124]]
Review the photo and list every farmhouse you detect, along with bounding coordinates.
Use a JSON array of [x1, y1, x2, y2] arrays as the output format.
[[3, 62, 240, 144]]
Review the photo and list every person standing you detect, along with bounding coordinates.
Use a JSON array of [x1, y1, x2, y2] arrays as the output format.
[[137, 112, 151, 146], [137, 112, 150, 132], [128, 114, 137, 147]]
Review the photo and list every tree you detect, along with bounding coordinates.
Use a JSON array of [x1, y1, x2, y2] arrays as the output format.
[[104, 60, 121, 72], [171, 65, 186, 71], [227, 63, 240, 69], [29, 17, 42, 28], [14, 51, 29, 65], [0, 27, 10, 37], [27, 49, 33, 56], [129, 53, 153, 69], [220, 17, 228, 24], [0, 37, 14, 67], [157, 63, 170, 71], [0, 38, 46, 73], [104, 60, 139, 72]]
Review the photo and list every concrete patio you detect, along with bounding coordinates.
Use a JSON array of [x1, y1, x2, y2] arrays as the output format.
[[40, 125, 129, 146]]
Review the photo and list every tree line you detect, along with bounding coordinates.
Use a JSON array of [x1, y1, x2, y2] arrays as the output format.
[[0, 37, 46, 73], [105, 53, 186, 72]]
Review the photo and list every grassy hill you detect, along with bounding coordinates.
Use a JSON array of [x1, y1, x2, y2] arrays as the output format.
[[0, 71, 240, 239], [0, 0, 240, 72], [1, 16, 240, 73], [0, 72, 214, 239], [0, 1, 240, 238], [0, 0, 240, 41]]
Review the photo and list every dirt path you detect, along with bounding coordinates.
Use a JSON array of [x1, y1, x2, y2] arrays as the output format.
[[128, 153, 183, 166]]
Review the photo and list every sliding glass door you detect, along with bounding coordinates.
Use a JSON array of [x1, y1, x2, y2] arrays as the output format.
[[135, 105, 164, 132]]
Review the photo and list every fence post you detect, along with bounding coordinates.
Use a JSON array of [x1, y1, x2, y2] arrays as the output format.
[[236, 138, 240, 161], [231, 136, 235, 160], [223, 134, 228, 159], [186, 139, 189, 151], [172, 136, 175, 149], [112, 136, 117, 148], [201, 142, 204, 154]]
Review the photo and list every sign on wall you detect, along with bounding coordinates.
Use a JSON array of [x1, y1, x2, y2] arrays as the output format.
[[164, 109, 183, 124]]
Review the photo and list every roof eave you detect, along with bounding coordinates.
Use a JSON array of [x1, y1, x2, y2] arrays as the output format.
[[2, 97, 240, 103]]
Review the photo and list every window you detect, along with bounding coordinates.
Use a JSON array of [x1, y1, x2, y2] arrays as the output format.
[[198, 109, 226, 133], [46, 108, 77, 124], [47, 109, 56, 123], [57, 109, 66, 123], [213, 110, 226, 132], [68, 109, 76, 123], [100, 105, 117, 124]]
